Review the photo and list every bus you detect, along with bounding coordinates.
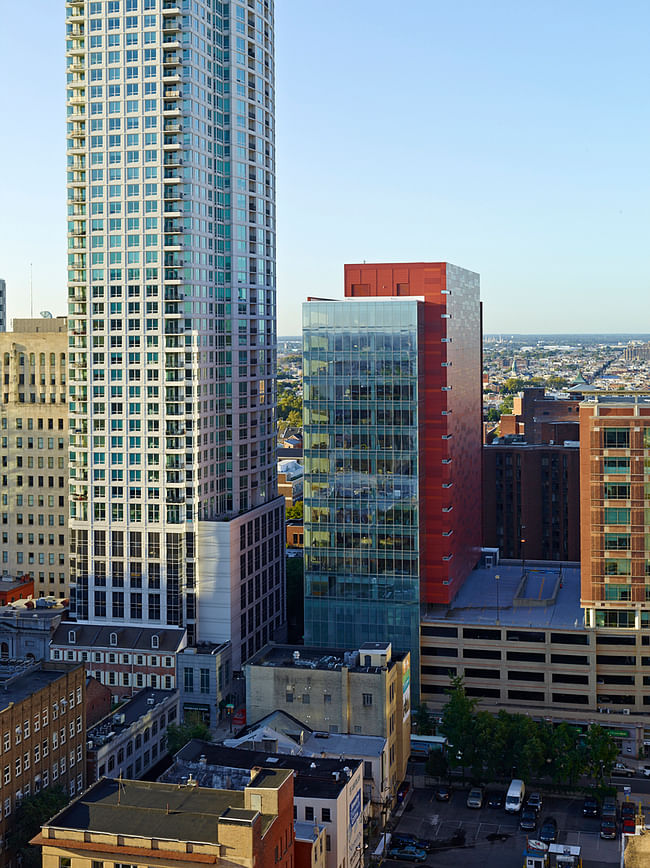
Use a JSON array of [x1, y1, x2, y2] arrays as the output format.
[[409, 734, 447, 759]]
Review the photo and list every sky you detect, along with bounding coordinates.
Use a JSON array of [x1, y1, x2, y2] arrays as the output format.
[[1, 0, 649, 335]]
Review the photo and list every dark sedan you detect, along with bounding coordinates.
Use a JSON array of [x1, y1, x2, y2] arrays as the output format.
[[487, 790, 505, 809], [582, 796, 599, 817], [519, 809, 537, 832], [539, 817, 558, 844]]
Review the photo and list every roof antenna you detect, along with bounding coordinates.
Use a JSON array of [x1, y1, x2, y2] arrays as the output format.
[[30, 263, 33, 319]]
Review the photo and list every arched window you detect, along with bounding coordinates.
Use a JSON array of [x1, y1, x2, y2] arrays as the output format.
[[109, 632, 118, 647], [151, 635, 159, 649]]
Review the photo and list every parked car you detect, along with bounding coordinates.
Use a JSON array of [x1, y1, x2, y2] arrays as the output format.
[[621, 802, 636, 817], [600, 818, 617, 840], [612, 762, 635, 777], [434, 786, 451, 802], [526, 792, 543, 813], [519, 809, 537, 832], [387, 845, 427, 863], [397, 781, 411, 803], [582, 796, 599, 817], [539, 817, 558, 844], [466, 787, 484, 809], [391, 835, 433, 853], [487, 790, 505, 809], [643, 765, 650, 777], [602, 797, 617, 819]]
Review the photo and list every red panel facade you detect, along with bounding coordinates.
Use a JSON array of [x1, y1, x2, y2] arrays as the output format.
[[343, 263, 482, 605]]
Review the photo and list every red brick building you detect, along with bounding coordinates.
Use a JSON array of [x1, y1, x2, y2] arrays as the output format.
[[483, 441, 580, 562], [0, 576, 34, 606]]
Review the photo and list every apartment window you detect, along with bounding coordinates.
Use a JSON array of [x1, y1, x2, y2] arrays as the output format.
[[322, 808, 331, 822], [362, 693, 373, 706], [183, 668, 194, 693], [285, 692, 293, 703], [305, 807, 314, 821]]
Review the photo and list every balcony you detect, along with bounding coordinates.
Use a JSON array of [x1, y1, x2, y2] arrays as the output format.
[[162, 36, 181, 50], [162, 1, 182, 13], [164, 270, 182, 284], [163, 170, 182, 183], [163, 104, 182, 118], [163, 53, 181, 66], [162, 70, 181, 84], [163, 155, 182, 168], [164, 221, 182, 234], [163, 88, 181, 100]]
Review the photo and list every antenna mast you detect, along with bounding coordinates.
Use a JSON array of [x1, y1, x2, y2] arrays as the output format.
[[30, 263, 33, 319]]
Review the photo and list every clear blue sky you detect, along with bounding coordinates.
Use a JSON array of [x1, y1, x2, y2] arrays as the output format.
[[1, 0, 649, 334]]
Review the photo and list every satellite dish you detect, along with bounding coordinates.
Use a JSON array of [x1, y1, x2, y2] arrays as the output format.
[[40, 311, 53, 319]]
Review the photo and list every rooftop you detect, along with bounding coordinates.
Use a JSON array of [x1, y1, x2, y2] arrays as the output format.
[[0, 661, 79, 713], [422, 563, 584, 630], [52, 622, 186, 653], [179, 642, 230, 657], [42, 777, 280, 844], [246, 643, 406, 674], [294, 821, 323, 843], [168, 740, 361, 799], [302, 731, 385, 758], [88, 689, 177, 751]]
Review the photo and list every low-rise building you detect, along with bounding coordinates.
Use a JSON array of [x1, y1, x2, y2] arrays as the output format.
[[246, 642, 411, 797], [160, 741, 363, 868], [0, 596, 67, 661], [0, 659, 86, 865], [278, 460, 304, 509], [225, 715, 387, 820], [85, 676, 112, 727], [50, 623, 186, 699], [295, 821, 326, 868], [0, 576, 33, 606], [33, 771, 295, 868], [176, 641, 237, 728], [86, 688, 179, 783], [287, 521, 304, 549]]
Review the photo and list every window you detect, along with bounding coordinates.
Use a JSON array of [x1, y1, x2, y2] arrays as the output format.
[[321, 808, 331, 822], [305, 806, 314, 821], [285, 692, 293, 703], [604, 507, 630, 524], [603, 428, 630, 448], [362, 693, 373, 706], [603, 457, 630, 475]]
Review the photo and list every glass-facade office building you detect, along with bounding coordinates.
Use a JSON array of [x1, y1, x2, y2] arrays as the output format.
[[65, 0, 285, 668], [303, 299, 421, 670], [303, 263, 482, 701]]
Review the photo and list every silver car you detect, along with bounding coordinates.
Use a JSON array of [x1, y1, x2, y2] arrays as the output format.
[[466, 787, 484, 809]]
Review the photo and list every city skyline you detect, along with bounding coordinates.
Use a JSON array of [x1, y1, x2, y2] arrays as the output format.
[[2, 0, 650, 335]]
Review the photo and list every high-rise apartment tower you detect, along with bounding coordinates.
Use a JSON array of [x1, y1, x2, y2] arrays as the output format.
[[65, 0, 284, 667], [580, 395, 650, 628], [302, 263, 482, 696]]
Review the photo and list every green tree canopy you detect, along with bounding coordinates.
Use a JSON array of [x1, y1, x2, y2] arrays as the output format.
[[413, 704, 434, 735], [6, 786, 70, 868], [167, 715, 211, 755]]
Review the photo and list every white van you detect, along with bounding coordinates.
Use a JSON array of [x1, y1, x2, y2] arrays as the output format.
[[505, 779, 525, 813]]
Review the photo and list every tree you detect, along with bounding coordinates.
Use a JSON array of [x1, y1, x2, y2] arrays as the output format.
[[544, 722, 586, 787], [486, 407, 500, 422], [584, 724, 618, 784], [413, 704, 434, 735], [6, 787, 70, 868], [440, 676, 478, 776], [286, 501, 303, 521], [167, 714, 211, 755], [426, 749, 449, 780]]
